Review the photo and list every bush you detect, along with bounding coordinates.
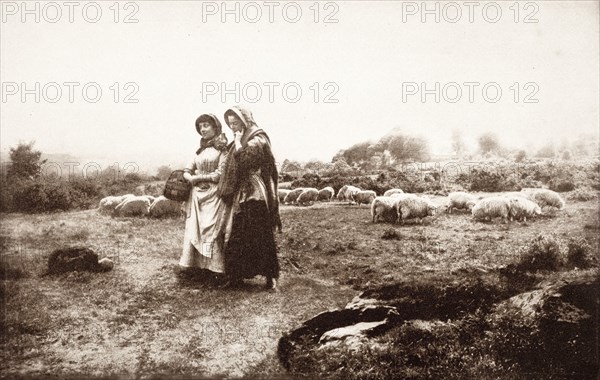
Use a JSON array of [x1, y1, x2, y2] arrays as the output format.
[[567, 188, 598, 202], [515, 234, 566, 272], [458, 167, 518, 192], [1, 174, 151, 213], [549, 180, 575, 192], [566, 237, 594, 269], [291, 173, 322, 189]]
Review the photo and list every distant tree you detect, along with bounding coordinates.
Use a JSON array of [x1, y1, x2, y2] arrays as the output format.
[[562, 150, 572, 160], [156, 165, 173, 180], [478, 133, 500, 154], [7, 141, 46, 179], [281, 160, 302, 173], [515, 150, 527, 162], [304, 160, 326, 173], [331, 158, 353, 175], [451, 129, 466, 158], [536, 143, 556, 158], [342, 141, 372, 165], [387, 135, 430, 162], [572, 133, 599, 157], [331, 150, 346, 163]]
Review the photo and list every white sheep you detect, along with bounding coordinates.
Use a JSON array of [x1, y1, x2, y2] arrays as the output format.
[[98, 194, 134, 214], [283, 188, 305, 205], [278, 189, 291, 204], [471, 197, 510, 223], [336, 185, 349, 201], [149, 195, 181, 218], [344, 185, 362, 204], [396, 195, 438, 224], [383, 188, 404, 197], [297, 188, 319, 206], [505, 195, 542, 222], [114, 196, 151, 217], [522, 188, 565, 210], [446, 192, 478, 214], [318, 187, 335, 202], [353, 190, 377, 207], [371, 196, 402, 223]]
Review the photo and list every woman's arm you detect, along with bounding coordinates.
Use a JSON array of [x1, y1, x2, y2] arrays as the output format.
[[233, 135, 267, 173], [183, 158, 196, 183], [188, 151, 227, 184]]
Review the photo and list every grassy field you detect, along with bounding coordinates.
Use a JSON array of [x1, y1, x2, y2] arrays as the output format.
[[1, 193, 598, 378]]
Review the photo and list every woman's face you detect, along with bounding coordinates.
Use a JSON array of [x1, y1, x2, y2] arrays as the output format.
[[198, 121, 217, 140], [227, 115, 245, 133]]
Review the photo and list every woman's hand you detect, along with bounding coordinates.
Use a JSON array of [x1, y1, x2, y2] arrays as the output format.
[[234, 131, 243, 150], [183, 172, 193, 183]]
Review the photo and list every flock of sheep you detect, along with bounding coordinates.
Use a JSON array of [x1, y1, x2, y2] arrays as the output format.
[[97, 194, 182, 218], [278, 185, 566, 225], [99, 184, 565, 225]]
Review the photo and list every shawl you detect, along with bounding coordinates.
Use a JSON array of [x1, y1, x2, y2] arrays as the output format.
[[218, 107, 281, 231], [196, 133, 228, 155]]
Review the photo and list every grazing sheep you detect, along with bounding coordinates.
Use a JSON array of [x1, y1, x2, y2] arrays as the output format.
[[522, 188, 565, 210], [297, 188, 319, 206], [149, 195, 181, 218], [471, 197, 510, 223], [318, 187, 335, 202], [98, 196, 125, 214], [446, 192, 478, 214], [98, 194, 134, 214], [114, 196, 151, 217], [336, 185, 350, 201], [396, 196, 438, 224], [371, 196, 402, 223], [283, 188, 305, 205], [353, 190, 377, 207], [344, 185, 362, 204], [278, 189, 291, 203], [506, 195, 542, 222], [383, 188, 404, 197]]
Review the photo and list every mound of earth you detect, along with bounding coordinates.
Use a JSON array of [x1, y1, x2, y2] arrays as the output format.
[[278, 271, 598, 378]]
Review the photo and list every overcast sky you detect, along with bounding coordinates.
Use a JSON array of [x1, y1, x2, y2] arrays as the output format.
[[1, 1, 598, 172]]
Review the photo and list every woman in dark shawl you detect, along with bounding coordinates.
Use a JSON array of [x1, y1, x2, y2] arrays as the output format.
[[218, 106, 282, 291]]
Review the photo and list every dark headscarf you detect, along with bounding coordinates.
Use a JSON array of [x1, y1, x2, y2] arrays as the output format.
[[195, 113, 227, 154]]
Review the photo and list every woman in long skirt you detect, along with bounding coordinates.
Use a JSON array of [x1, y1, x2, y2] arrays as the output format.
[[218, 106, 282, 291], [179, 114, 228, 273]]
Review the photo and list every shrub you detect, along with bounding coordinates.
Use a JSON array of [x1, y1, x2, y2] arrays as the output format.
[[567, 188, 598, 202], [566, 237, 594, 269], [458, 167, 517, 192], [515, 234, 566, 272], [549, 180, 575, 192], [291, 173, 322, 189]]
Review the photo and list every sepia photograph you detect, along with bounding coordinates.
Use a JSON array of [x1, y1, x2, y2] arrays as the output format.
[[1, 1, 598, 378]]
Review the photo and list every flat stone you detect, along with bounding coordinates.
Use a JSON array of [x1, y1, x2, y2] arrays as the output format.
[[319, 320, 389, 344]]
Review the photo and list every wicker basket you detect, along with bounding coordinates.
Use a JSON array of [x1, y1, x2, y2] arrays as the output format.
[[163, 170, 191, 202]]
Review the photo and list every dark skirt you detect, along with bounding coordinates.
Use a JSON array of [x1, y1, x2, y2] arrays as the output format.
[[224, 200, 280, 279]]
